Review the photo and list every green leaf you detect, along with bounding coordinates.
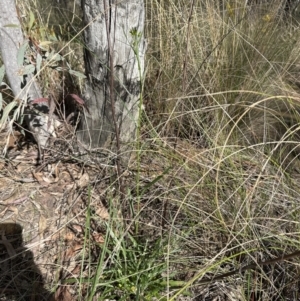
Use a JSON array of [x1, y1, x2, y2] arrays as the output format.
[[39, 41, 52, 50], [3, 24, 20, 28], [69, 69, 87, 79], [23, 64, 36, 75], [0, 65, 5, 84], [17, 41, 29, 66], [0, 100, 17, 129], [49, 52, 64, 62], [28, 11, 35, 32]]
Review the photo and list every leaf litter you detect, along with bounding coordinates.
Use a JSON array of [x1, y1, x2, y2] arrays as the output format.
[[0, 126, 109, 300]]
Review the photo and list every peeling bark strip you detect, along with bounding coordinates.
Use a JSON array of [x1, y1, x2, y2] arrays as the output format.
[[78, 0, 146, 151]]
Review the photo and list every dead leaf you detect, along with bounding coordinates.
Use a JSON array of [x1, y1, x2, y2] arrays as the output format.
[[55, 286, 73, 301], [32, 171, 49, 186], [3, 196, 28, 206], [39, 215, 48, 236], [70, 264, 81, 275], [67, 94, 85, 105], [71, 224, 83, 234], [54, 165, 59, 179], [96, 206, 109, 220], [0, 207, 8, 218], [66, 93, 90, 114], [65, 242, 82, 259], [7, 131, 20, 149], [62, 288, 73, 301], [7, 206, 18, 216], [31, 98, 49, 104], [59, 171, 71, 182], [92, 232, 105, 244], [48, 95, 56, 130], [9, 196, 28, 205], [66, 183, 75, 191], [76, 172, 89, 188], [42, 176, 54, 184], [64, 232, 75, 242]]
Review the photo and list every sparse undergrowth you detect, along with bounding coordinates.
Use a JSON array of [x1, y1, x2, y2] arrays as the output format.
[[1, 0, 300, 301]]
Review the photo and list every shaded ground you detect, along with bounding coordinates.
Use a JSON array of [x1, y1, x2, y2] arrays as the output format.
[[0, 129, 110, 300]]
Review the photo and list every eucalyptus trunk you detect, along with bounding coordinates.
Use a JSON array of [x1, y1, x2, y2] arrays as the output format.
[[0, 0, 56, 150], [78, 0, 146, 155]]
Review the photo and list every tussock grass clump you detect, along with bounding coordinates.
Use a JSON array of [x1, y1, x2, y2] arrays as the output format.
[[146, 0, 300, 166], [6, 0, 300, 300], [143, 0, 300, 299]]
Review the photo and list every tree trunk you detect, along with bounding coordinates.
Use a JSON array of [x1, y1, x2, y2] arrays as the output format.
[[0, 0, 58, 150], [78, 0, 146, 156], [0, 0, 41, 101]]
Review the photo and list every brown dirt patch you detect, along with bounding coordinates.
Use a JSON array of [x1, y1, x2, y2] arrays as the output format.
[[0, 133, 110, 300]]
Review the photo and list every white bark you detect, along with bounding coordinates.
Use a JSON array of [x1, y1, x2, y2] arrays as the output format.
[[0, 0, 41, 100], [0, 0, 57, 148], [78, 0, 146, 153]]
